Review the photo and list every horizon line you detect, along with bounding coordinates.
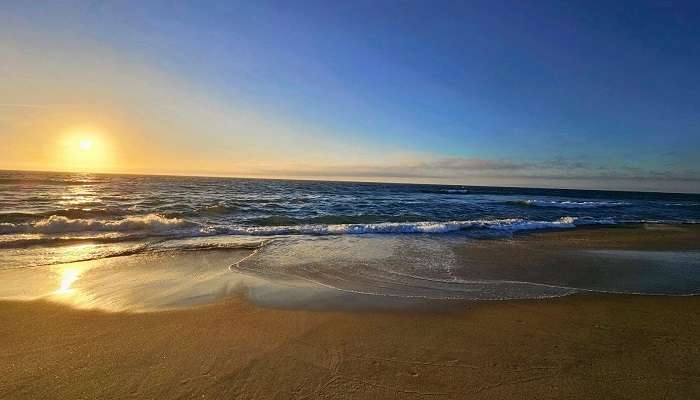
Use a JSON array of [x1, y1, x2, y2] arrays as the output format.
[[1, 167, 698, 196]]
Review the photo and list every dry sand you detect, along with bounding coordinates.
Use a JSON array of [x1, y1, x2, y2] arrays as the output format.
[[2, 293, 699, 399]]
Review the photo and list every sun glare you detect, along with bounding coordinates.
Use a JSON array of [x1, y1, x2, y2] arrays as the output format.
[[56, 268, 81, 294], [57, 128, 115, 172], [79, 139, 93, 151]]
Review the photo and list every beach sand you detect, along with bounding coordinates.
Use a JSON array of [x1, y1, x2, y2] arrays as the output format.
[[2, 226, 700, 399], [2, 294, 699, 399]]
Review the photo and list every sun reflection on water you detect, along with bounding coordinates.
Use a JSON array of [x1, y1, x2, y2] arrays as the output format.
[[58, 184, 101, 207], [52, 244, 95, 295], [56, 268, 81, 294]]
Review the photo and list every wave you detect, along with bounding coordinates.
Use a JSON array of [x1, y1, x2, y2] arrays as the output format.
[[622, 219, 700, 225], [0, 234, 145, 249], [198, 204, 238, 214], [251, 214, 427, 226], [149, 237, 266, 252], [2, 237, 267, 269], [0, 216, 604, 250], [506, 199, 630, 209], [4, 212, 695, 250], [0, 214, 195, 235], [3, 213, 694, 243], [665, 202, 700, 208], [419, 188, 471, 195], [0, 214, 625, 241], [0, 208, 125, 224], [0, 177, 99, 186], [220, 217, 585, 236]]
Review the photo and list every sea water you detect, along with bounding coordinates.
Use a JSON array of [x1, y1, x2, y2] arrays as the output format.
[[1, 170, 699, 309]]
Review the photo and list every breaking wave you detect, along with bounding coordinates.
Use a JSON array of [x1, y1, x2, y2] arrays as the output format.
[[3, 213, 695, 251], [219, 217, 585, 236], [0, 215, 614, 250], [507, 199, 630, 209], [0, 214, 194, 235], [419, 188, 471, 195]]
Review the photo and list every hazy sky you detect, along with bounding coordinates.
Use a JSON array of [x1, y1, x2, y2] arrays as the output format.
[[1, 1, 699, 192]]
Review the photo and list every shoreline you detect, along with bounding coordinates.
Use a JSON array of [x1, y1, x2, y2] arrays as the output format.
[[2, 293, 700, 399], [1, 224, 699, 312], [2, 225, 699, 398]]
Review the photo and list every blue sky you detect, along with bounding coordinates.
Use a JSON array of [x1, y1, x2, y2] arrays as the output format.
[[1, 1, 699, 192]]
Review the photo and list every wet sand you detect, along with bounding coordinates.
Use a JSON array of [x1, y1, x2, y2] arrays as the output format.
[[1, 294, 699, 399], [452, 224, 700, 295]]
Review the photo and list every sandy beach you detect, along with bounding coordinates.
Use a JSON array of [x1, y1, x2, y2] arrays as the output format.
[[2, 226, 699, 399], [4, 1, 700, 397], [2, 294, 699, 399]]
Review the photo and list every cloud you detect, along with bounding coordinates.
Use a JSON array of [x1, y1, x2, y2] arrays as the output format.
[[249, 156, 700, 188], [419, 158, 525, 171]]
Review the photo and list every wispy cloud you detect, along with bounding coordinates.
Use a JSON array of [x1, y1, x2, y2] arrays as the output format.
[[251, 156, 700, 185], [0, 103, 43, 108]]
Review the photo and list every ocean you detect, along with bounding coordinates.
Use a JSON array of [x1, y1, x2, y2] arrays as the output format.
[[1, 170, 699, 308]]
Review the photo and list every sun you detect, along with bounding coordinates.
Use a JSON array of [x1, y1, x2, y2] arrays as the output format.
[[58, 128, 114, 172], [79, 139, 93, 151]]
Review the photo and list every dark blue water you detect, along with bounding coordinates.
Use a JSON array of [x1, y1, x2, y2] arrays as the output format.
[[1, 170, 698, 241]]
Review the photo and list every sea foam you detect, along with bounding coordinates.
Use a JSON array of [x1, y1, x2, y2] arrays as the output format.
[[0, 214, 193, 235], [507, 199, 630, 209], [0, 215, 602, 237], [221, 217, 582, 236]]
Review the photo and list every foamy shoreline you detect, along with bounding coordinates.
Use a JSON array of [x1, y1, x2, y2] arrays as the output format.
[[1, 225, 698, 312]]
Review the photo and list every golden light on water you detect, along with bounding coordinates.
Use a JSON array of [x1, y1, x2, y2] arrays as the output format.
[[53, 245, 93, 296], [56, 268, 81, 294]]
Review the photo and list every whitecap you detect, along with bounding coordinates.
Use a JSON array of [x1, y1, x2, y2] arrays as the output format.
[[0, 214, 194, 235]]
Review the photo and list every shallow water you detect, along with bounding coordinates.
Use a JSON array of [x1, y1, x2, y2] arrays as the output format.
[[1, 232, 698, 311], [235, 234, 700, 300], [0, 250, 259, 311]]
